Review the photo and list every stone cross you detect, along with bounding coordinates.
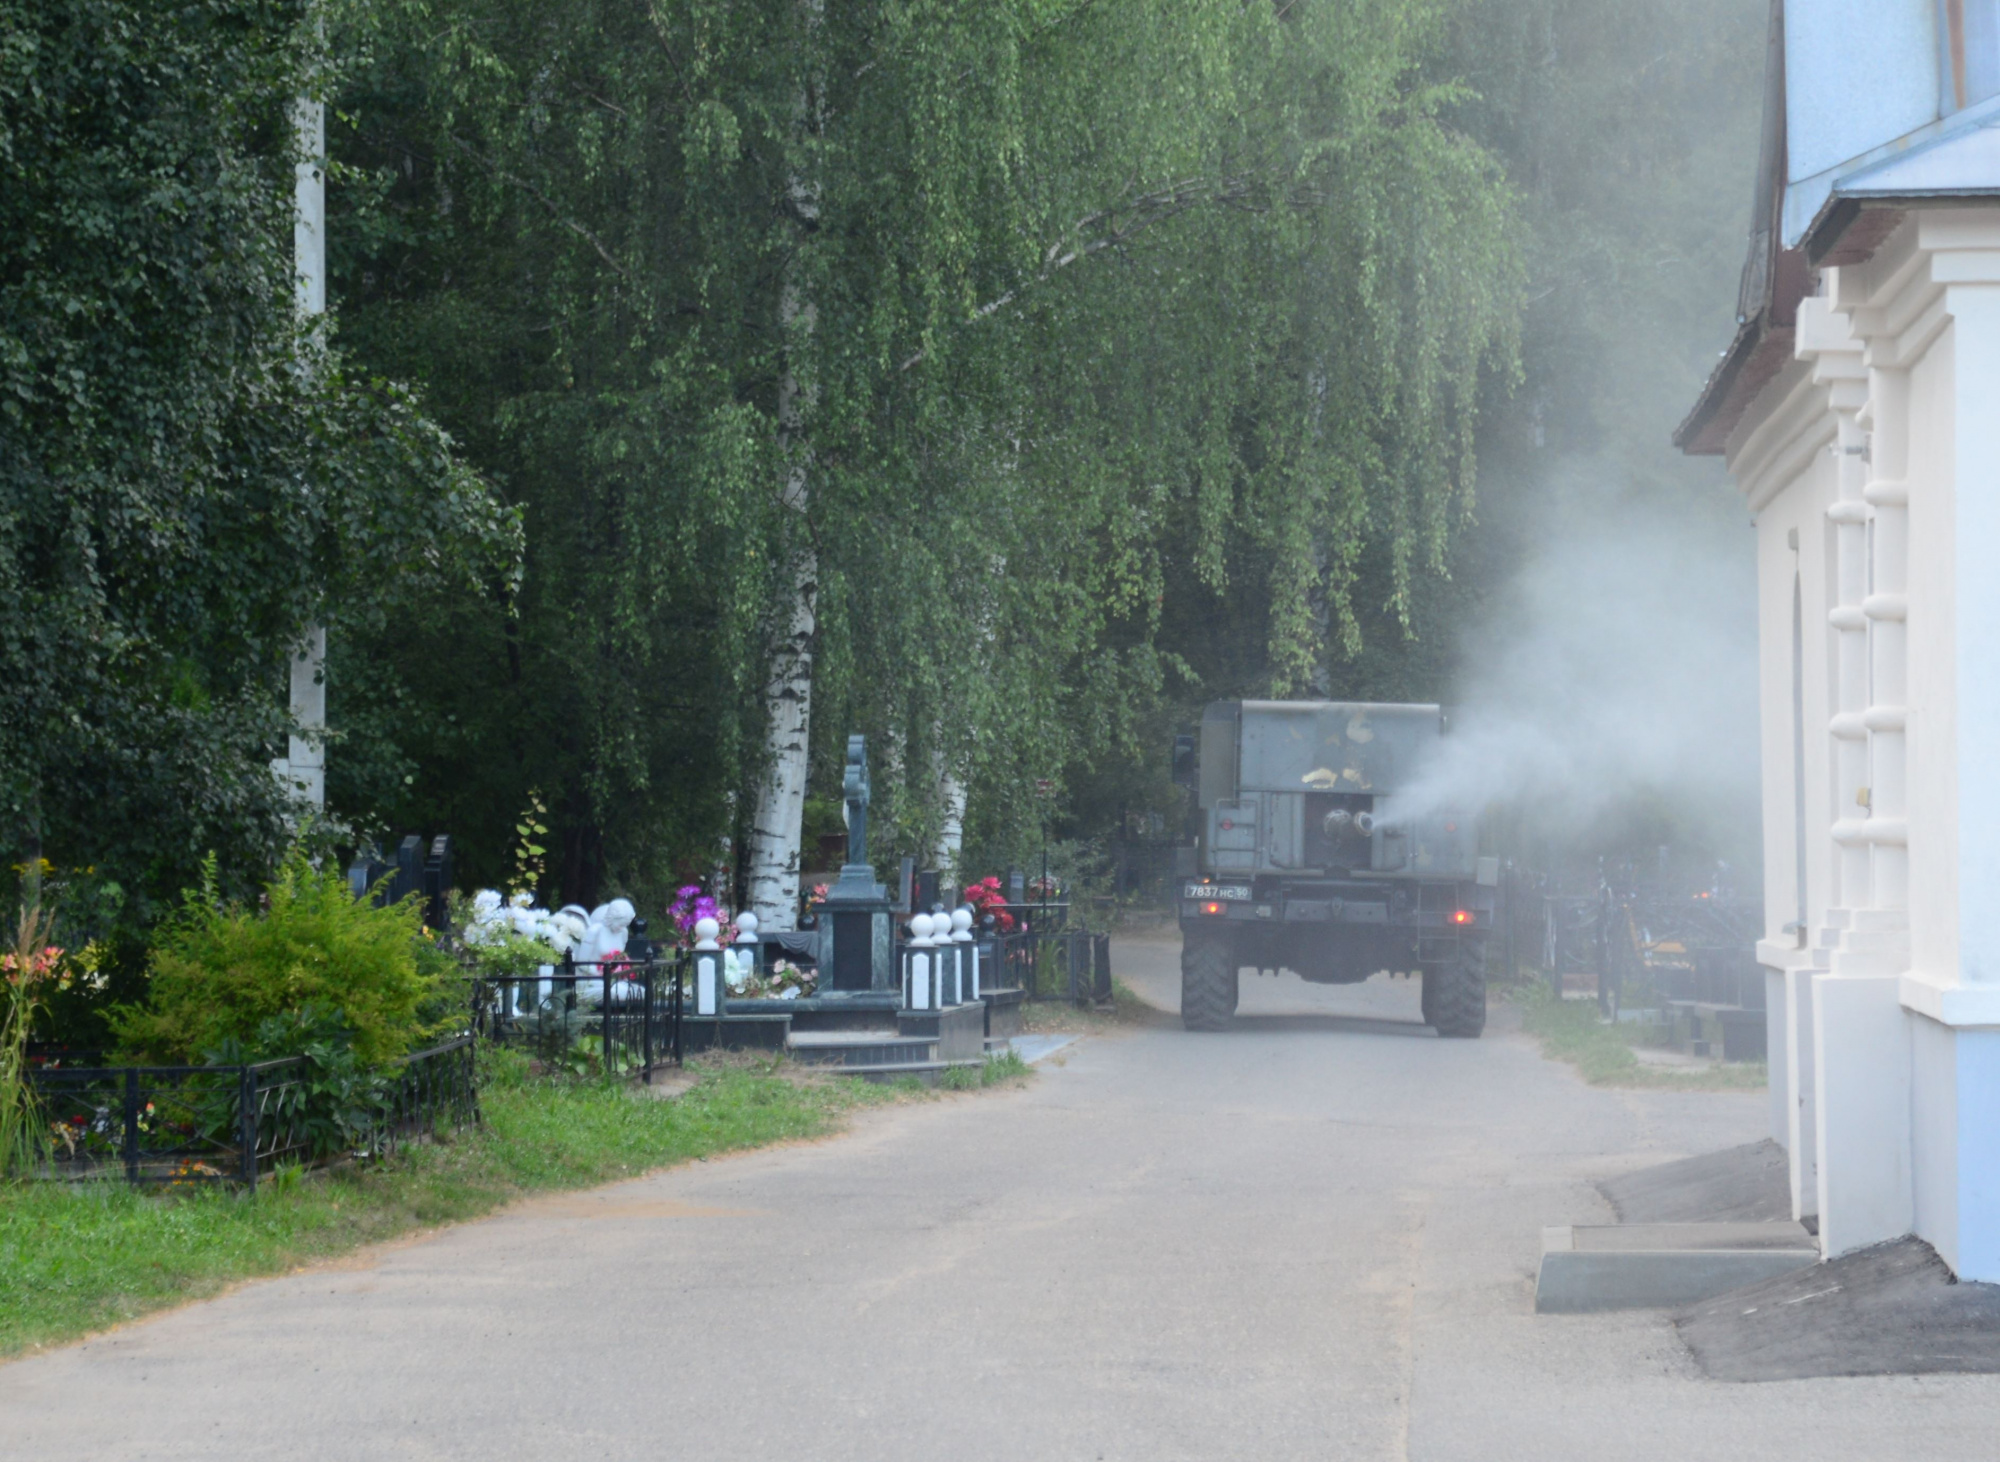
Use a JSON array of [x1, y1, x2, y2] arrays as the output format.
[[842, 734, 871, 867]]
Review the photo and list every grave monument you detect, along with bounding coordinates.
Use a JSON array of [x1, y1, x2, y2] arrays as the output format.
[[820, 735, 894, 993]]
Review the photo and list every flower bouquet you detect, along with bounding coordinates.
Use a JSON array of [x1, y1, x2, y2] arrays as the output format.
[[963, 876, 1015, 933]]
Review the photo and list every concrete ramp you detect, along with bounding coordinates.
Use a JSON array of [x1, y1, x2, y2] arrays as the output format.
[[1599, 1139, 1791, 1224]]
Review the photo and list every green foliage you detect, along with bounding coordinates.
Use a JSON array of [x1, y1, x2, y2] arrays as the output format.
[[507, 790, 550, 900], [0, 906, 57, 1177], [325, 0, 1525, 903], [200, 1004, 391, 1160], [112, 853, 442, 1066], [0, 0, 519, 933]]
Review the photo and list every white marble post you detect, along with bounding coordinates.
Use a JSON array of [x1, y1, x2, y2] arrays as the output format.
[[694, 918, 723, 1017], [952, 907, 976, 1002], [905, 914, 934, 1011]]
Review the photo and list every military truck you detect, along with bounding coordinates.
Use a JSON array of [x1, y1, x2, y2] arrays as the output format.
[[1172, 700, 1498, 1036]]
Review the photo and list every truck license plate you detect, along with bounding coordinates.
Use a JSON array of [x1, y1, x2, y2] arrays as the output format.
[[1184, 883, 1250, 901]]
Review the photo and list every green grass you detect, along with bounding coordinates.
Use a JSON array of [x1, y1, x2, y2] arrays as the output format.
[[1511, 984, 1768, 1091], [0, 1052, 1017, 1360], [937, 1049, 1033, 1090], [1018, 978, 1158, 1034]]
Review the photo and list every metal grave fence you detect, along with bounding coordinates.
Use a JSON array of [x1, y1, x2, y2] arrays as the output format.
[[473, 955, 684, 1081], [26, 1035, 479, 1189]]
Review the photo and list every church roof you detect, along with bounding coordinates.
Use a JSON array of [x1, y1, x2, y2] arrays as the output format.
[[1677, 1, 2000, 456]]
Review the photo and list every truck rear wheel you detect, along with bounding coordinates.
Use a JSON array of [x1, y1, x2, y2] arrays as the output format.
[[1180, 937, 1238, 1032], [1423, 943, 1486, 1039]]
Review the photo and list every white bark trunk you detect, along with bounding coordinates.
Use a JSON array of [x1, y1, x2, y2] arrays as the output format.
[[747, 546, 815, 931], [745, 28, 823, 931], [939, 772, 966, 884], [746, 263, 817, 931], [276, 96, 327, 810]]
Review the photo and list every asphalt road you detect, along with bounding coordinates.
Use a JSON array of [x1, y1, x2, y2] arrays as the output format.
[[6, 938, 1999, 1460]]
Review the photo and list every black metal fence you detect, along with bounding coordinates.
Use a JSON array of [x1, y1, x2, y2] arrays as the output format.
[[366, 1036, 481, 1160], [993, 927, 1112, 1004], [473, 956, 684, 1081], [26, 1035, 479, 1189]]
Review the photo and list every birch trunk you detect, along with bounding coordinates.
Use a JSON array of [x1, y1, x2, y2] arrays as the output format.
[[938, 771, 966, 885], [745, 268, 817, 931], [746, 539, 815, 929], [745, 17, 825, 931], [277, 95, 327, 809]]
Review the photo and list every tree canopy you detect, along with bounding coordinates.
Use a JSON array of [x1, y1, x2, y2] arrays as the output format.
[[326, 0, 1523, 908], [7, 0, 1770, 928], [0, 0, 517, 933]]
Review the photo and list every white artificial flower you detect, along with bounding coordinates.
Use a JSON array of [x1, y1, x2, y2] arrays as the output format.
[[508, 890, 533, 910], [779, 986, 800, 1000], [473, 889, 503, 917]]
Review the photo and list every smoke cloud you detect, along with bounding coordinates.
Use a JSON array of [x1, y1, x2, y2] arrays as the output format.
[[1385, 463, 1761, 863]]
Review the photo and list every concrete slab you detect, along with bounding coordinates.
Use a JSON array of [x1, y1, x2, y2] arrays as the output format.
[[1570, 1221, 1818, 1252], [1678, 1235, 2000, 1380], [1007, 1032, 1079, 1064], [1537, 1223, 1819, 1313]]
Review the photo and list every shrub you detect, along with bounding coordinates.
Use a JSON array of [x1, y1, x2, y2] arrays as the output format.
[[112, 853, 443, 1067], [198, 1004, 395, 1161]]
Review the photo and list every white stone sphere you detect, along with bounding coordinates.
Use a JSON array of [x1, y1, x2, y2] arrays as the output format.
[[735, 910, 760, 941], [694, 916, 720, 943], [951, 907, 974, 936], [909, 912, 934, 941]]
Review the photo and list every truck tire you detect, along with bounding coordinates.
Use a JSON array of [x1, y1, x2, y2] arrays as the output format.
[[1181, 937, 1238, 1032], [1424, 943, 1486, 1039]]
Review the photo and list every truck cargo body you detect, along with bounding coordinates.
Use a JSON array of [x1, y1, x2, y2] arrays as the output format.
[[1176, 700, 1495, 1034]]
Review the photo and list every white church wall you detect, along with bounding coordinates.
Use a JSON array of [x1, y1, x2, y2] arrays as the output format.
[[1905, 319, 1958, 989], [1911, 1014, 1962, 1269]]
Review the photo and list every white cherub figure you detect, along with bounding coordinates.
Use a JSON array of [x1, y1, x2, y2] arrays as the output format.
[[577, 899, 635, 964], [573, 898, 637, 1002]]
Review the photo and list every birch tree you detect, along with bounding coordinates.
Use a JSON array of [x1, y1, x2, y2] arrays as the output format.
[[329, 0, 1521, 907]]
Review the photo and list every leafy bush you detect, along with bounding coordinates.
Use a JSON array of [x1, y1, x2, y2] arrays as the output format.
[[199, 1005, 392, 1162], [112, 853, 443, 1067]]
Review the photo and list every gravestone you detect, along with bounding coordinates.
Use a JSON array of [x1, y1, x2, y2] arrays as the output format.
[[821, 736, 893, 993], [347, 845, 388, 901], [422, 834, 455, 930]]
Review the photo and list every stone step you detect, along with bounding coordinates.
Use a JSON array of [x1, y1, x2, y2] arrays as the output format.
[[784, 1030, 938, 1068], [981, 986, 1027, 1042], [733, 993, 904, 1032], [897, 1001, 989, 1061], [1536, 1222, 1819, 1313], [682, 1014, 792, 1053]]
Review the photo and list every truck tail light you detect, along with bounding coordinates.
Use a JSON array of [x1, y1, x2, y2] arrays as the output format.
[[1202, 901, 1224, 916], [1451, 909, 1475, 926]]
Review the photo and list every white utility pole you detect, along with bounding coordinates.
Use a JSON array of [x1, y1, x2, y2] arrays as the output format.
[[276, 94, 328, 809]]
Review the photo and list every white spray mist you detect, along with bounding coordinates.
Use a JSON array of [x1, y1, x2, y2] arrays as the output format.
[[1384, 463, 1761, 862]]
